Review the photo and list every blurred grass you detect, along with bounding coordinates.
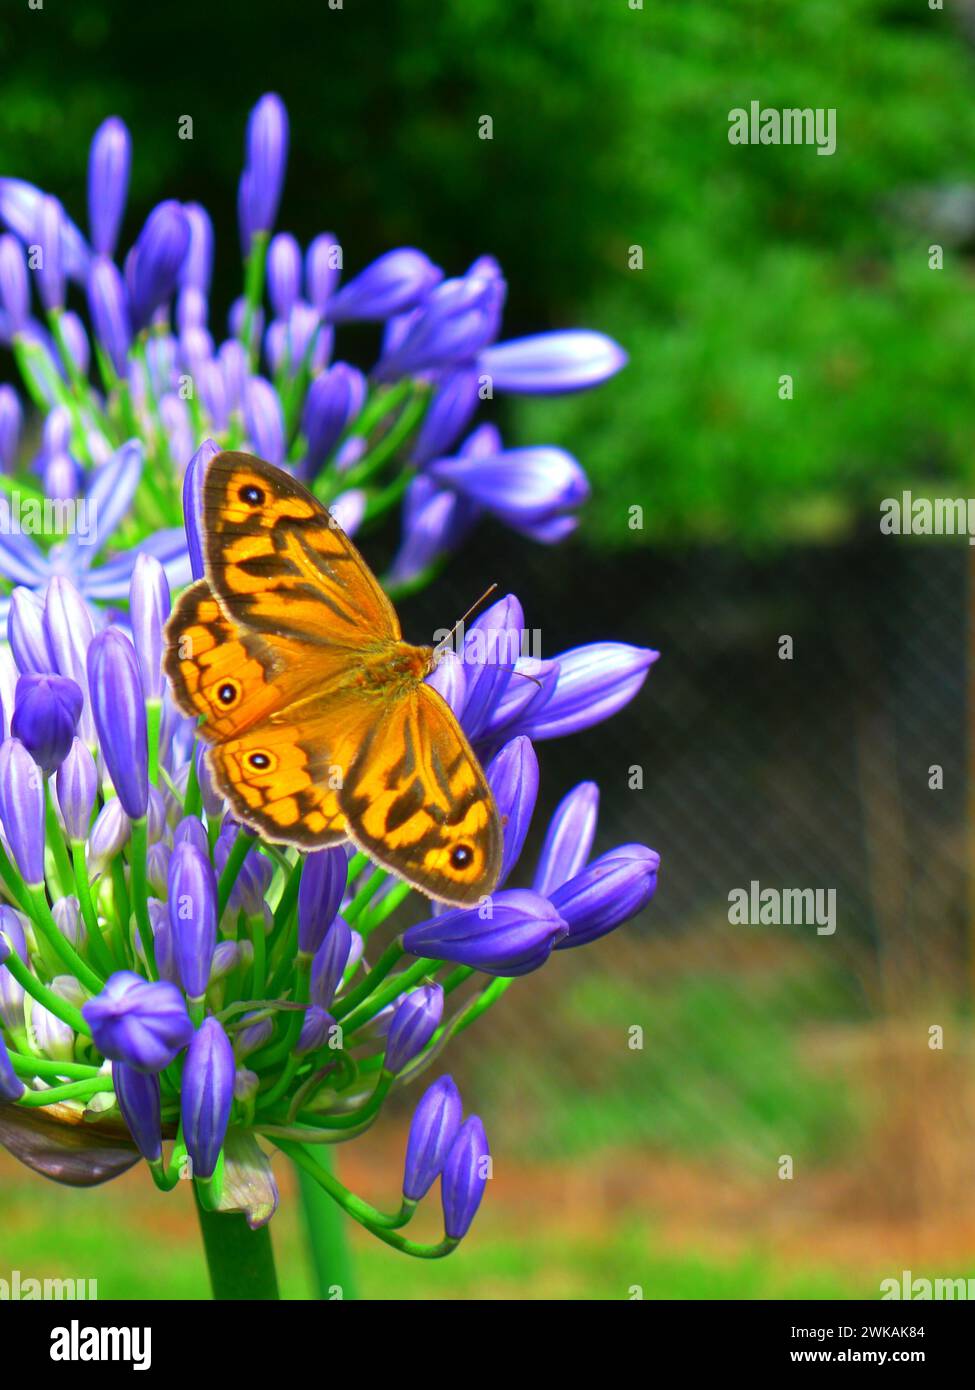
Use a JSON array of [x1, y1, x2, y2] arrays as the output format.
[[0, 1152, 893, 1300]]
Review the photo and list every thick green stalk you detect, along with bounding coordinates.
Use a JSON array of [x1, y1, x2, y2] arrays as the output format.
[[194, 1191, 280, 1300], [295, 1147, 358, 1300]]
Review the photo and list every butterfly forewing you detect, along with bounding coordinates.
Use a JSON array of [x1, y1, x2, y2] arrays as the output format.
[[203, 452, 399, 646]]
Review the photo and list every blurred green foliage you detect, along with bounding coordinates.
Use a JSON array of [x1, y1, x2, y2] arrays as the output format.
[[1, 0, 973, 546]]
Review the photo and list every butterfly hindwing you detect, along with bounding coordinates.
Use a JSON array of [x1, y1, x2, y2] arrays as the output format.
[[202, 451, 399, 646], [339, 683, 503, 905]]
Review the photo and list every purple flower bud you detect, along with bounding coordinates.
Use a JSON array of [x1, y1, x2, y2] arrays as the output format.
[[83, 971, 193, 1073], [305, 232, 341, 311], [130, 553, 170, 703], [0, 1033, 24, 1102], [0, 233, 29, 332], [402, 1075, 463, 1201], [457, 592, 523, 740], [146, 841, 170, 897], [297, 847, 347, 955], [533, 781, 599, 897], [34, 195, 66, 312], [300, 362, 365, 474], [244, 376, 285, 465], [113, 1061, 162, 1161], [180, 202, 214, 293], [376, 270, 503, 379], [33, 997, 76, 1060], [236, 1011, 274, 1059], [11, 673, 83, 776], [87, 630, 148, 819], [168, 840, 218, 1001], [441, 1115, 489, 1239], [43, 576, 96, 744], [87, 256, 131, 375], [0, 383, 22, 471], [310, 916, 353, 1009], [402, 889, 567, 977], [485, 736, 538, 886], [326, 248, 442, 324], [267, 232, 302, 317], [173, 813, 208, 855], [55, 738, 97, 843], [295, 1004, 335, 1057], [480, 329, 627, 394], [243, 93, 289, 238], [384, 984, 443, 1074], [0, 906, 28, 1032], [427, 445, 589, 531], [194, 742, 225, 818], [516, 642, 659, 742], [147, 899, 177, 985], [88, 117, 131, 258], [387, 477, 472, 588], [60, 310, 91, 375], [181, 1016, 234, 1178], [8, 587, 54, 675], [234, 1066, 258, 1103], [87, 796, 130, 867], [209, 940, 240, 985], [214, 821, 272, 917], [550, 844, 659, 949], [411, 368, 480, 467], [52, 896, 84, 950], [0, 736, 45, 884], [182, 437, 221, 582], [128, 201, 190, 332]]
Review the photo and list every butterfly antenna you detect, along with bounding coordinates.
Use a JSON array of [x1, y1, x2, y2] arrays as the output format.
[[433, 583, 498, 659]]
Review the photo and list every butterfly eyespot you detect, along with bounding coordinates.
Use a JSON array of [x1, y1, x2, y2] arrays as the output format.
[[246, 751, 274, 772], [216, 681, 239, 706], [238, 483, 264, 506], [451, 844, 474, 870]]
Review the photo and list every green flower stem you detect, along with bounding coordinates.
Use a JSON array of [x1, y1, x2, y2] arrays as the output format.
[[16, 1077, 115, 1107], [146, 700, 162, 785], [280, 1141, 456, 1259], [248, 912, 267, 998], [442, 965, 475, 995], [252, 956, 311, 1072], [272, 855, 303, 932], [341, 956, 441, 1036], [240, 232, 270, 367], [7, 1050, 101, 1080], [218, 829, 257, 919], [71, 841, 116, 975], [363, 464, 418, 525], [0, 948, 90, 1034], [127, 817, 156, 978], [0, 843, 36, 916], [331, 941, 404, 1019], [194, 1185, 280, 1300], [346, 852, 369, 883], [183, 746, 202, 818], [109, 855, 132, 959], [347, 389, 429, 486], [356, 880, 412, 936], [26, 885, 104, 995], [12, 336, 60, 411], [293, 1146, 358, 1299], [44, 785, 75, 901], [343, 866, 386, 924], [293, 1070, 393, 1129], [449, 974, 514, 1037]]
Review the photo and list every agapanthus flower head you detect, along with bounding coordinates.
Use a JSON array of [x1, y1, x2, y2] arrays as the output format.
[[0, 88, 655, 1266]]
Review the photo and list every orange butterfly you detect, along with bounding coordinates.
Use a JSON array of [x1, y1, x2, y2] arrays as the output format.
[[163, 451, 502, 906]]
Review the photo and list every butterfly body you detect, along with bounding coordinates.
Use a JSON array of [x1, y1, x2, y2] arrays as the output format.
[[164, 452, 502, 906]]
